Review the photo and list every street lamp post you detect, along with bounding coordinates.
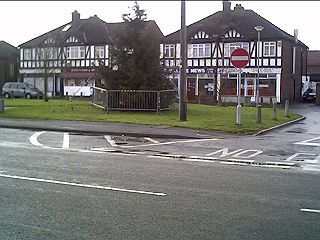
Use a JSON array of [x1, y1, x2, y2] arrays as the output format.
[[179, 0, 187, 121], [255, 26, 264, 106], [255, 26, 263, 124]]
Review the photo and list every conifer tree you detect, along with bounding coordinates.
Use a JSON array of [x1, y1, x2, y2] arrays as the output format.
[[97, 1, 174, 90]]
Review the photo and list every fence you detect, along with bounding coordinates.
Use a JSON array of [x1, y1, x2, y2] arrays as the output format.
[[91, 87, 178, 113]]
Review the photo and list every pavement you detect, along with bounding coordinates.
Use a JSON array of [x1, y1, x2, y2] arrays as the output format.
[[0, 103, 312, 139]]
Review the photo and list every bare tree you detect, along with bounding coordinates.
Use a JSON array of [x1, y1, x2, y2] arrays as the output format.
[[35, 39, 59, 102]]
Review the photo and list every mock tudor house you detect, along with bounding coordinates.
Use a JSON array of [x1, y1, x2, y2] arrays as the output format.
[[0, 41, 19, 91], [18, 11, 163, 97], [161, 1, 308, 104]]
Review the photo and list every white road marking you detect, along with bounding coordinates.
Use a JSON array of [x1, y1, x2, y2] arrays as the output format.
[[144, 137, 159, 144], [226, 158, 255, 163], [181, 158, 217, 163], [29, 131, 45, 147], [0, 173, 166, 197], [148, 155, 171, 160], [285, 153, 317, 161], [206, 148, 244, 157], [62, 132, 70, 149], [124, 138, 218, 148], [220, 162, 248, 166], [300, 209, 320, 213], [294, 137, 320, 147], [104, 135, 118, 147], [265, 161, 296, 166], [232, 150, 263, 158]]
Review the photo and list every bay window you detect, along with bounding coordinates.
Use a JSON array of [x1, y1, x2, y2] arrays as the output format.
[[165, 44, 175, 58], [264, 42, 276, 57], [189, 43, 211, 58], [67, 46, 85, 59], [224, 42, 249, 57]]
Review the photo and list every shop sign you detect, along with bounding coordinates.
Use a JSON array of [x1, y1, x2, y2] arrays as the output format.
[[218, 68, 281, 74]]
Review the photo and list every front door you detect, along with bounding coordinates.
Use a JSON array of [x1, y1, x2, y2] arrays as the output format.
[[187, 78, 196, 102]]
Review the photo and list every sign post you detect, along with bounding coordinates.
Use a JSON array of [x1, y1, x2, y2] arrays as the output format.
[[230, 48, 250, 125]]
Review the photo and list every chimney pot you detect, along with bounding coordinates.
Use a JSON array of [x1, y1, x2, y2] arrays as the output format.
[[234, 4, 245, 11]]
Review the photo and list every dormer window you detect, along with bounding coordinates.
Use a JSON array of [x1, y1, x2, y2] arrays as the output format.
[[62, 24, 71, 32]]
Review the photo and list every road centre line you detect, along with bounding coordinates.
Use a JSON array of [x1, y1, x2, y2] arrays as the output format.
[[300, 208, 320, 213], [124, 138, 219, 148], [62, 132, 69, 149], [0, 173, 166, 197]]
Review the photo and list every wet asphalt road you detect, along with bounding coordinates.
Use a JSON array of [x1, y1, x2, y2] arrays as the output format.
[[0, 124, 319, 239], [0, 103, 319, 239]]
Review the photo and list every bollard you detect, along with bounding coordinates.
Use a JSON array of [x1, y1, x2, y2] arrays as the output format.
[[236, 104, 242, 125], [269, 97, 273, 108], [0, 99, 4, 113], [256, 104, 262, 124], [80, 92, 83, 101], [285, 100, 289, 116], [272, 102, 277, 120]]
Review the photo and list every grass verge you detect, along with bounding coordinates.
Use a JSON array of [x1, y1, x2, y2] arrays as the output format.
[[0, 98, 301, 135]]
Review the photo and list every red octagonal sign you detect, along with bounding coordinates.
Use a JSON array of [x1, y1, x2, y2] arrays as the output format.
[[230, 48, 249, 68]]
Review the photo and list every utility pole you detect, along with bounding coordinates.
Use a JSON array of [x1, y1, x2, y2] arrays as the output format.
[[179, 0, 187, 121]]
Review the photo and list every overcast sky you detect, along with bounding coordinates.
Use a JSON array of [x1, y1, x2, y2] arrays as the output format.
[[1, 1, 319, 50]]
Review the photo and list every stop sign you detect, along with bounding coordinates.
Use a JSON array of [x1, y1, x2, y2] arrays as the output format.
[[230, 48, 249, 68]]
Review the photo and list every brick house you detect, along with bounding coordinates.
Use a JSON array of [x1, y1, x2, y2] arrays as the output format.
[[0, 41, 19, 91], [161, 1, 308, 104]]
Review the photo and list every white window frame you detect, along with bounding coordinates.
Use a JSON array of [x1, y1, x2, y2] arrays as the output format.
[[95, 46, 105, 58], [67, 46, 85, 59], [224, 42, 249, 57], [190, 43, 211, 58], [23, 49, 32, 60], [264, 42, 276, 57], [164, 44, 175, 58]]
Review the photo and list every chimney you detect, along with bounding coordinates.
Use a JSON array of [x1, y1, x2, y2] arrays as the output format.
[[223, 0, 231, 12], [72, 10, 80, 25]]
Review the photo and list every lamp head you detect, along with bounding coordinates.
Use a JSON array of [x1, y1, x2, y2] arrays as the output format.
[[255, 26, 264, 32]]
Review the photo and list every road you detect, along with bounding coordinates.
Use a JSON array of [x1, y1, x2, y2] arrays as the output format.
[[0, 116, 319, 239]]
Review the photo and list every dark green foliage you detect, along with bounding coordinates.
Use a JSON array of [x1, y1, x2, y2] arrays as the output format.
[[96, 1, 175, 91]]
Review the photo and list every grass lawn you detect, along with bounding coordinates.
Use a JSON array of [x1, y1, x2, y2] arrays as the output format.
[[0, 98, 301, 135]]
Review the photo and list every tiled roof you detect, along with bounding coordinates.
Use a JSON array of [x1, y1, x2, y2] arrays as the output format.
[[163, 6, 308, 49], [0, 41, 18, 57], [19, 15, 163, 48]]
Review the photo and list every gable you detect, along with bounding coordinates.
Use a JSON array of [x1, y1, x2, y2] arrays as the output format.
[[221, 29, 244, 39], [190, 30, 210, 40], [65, 35, 80, 43]]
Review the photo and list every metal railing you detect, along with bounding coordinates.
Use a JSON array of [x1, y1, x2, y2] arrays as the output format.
[[91, 87, 178, 113]]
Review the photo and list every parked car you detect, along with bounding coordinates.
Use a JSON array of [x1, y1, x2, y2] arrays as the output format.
[[2, 82, 43, 99], [302, 88, 316, 103]]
